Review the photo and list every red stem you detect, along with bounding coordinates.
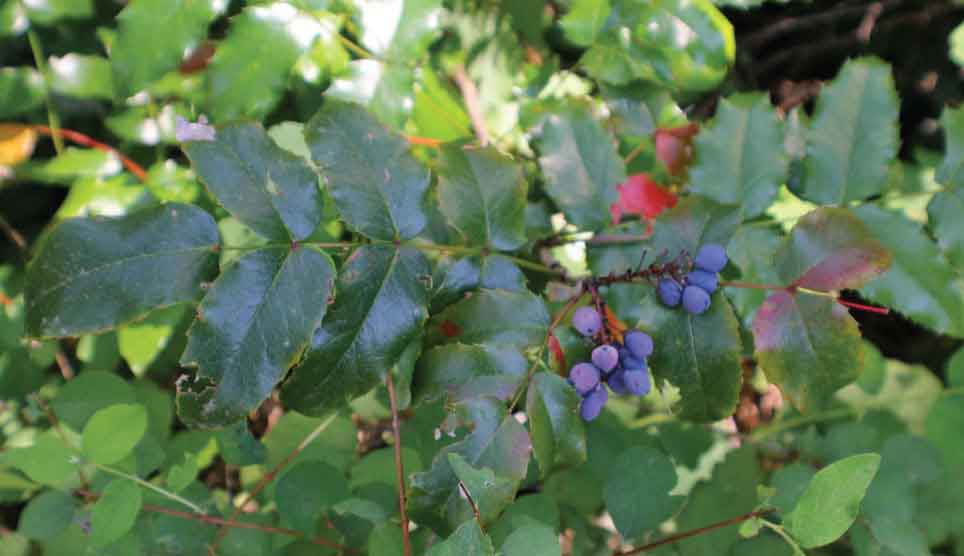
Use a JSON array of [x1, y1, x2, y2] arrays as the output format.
[[836, 299, 890, 314], [386, 371, 412, 556], [612, 509, 774, 555], [32, 125, 148, 182]]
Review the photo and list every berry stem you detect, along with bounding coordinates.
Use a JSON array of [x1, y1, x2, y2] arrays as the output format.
[[719, 281, 787, 291], [612, 508, 775, 555]]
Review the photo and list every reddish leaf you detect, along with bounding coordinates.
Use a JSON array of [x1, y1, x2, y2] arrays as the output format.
[[440, 319, 461, 338], [775, 207, 891, 291], [654, 123, 698, 176], [611, 174, 678, 224], [548, 333, 566, 374]]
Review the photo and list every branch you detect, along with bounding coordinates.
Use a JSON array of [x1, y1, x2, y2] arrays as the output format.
[[612, 509, 775, 555], [452, 65, 490, 145], [458, 481, 482, 526], [76, 490, 359, 554], [31, 125, 148, 182], [386, 370, 413, 556]]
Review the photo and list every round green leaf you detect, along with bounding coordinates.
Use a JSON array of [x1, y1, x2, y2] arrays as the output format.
[[90, 480, 143, 547], [18, 489, 76, 540], [82, 403, 148, 465], [603, 446, 683, 540]]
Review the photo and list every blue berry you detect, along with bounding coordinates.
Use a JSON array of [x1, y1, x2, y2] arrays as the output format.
[[682, 285, 711, 314], [572, 307, 603, 337], [624, 330, 653, 358], [686, 270, 718, 294], [580, 385, 608, 421], [569, 362, 600, 395], [694, 244, 728, 273], [621, 352, 647, 372], [623, 369, 651, 396], [591, 345, 619, 372], [607, 369, 629, 395], [657, 278, 683, 307]]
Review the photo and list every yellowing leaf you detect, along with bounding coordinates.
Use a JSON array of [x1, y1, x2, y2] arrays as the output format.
[[0, 123, 37, 166]]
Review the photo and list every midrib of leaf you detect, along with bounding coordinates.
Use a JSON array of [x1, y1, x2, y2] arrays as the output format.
[[834, 66, 870, 206], [732, 106, 751, 208], [684, 314, 711, 420], [465, 153, 493, 247], [31, 245, 214, 305], [786, 294, 825, 406]]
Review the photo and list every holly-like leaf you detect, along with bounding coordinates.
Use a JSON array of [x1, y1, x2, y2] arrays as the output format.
[[726, 224, 784, 324], [305, 101, 430, 240], [753, 292, 862, 413], [648, 196, 742, 258], [426, 520, 495, 556], [90, 480, 142, 547], [410, 398, 531, 533], [0, 67, 44, 118], [413, 343, 527, 404], [25, 203, 220, 339], [800, 57, 899, 205], [111, 0, 219, 97], [638, 290, 743, 422], [281, 245, 430, 415], [855, 205, 964, 337], [784, 453, 880, 548], [205, 3, 322, 121], [774, 207, 891, 291], [535, 103, 624, 231], [603, 446, 684, 541], [448, 453, 517, 524], [425, 289, 549, 349], [178, 246, 334, 427], [611, 173, 678, 224], [936, 105, 964, 188], [437, 145, 527, 251], [183, 121, 324, 241], [689, 93, 786, 218], [430, 255, 526, 312], [927, 186, 964, 268], [526, 372, 587, 477]]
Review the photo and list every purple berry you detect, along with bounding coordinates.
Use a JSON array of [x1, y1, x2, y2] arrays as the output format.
[[657, 278, 683, 307], [694, 244, 728, 273], [572, 307, 603, 337], [591, 345, 619, 372], [686, 270, 718, 294], [621, 354, 647, 371], [682, 285, 711, 315], [624, 330, 653, 358], [569, 362, 601, 395], [624, 369, 651, 396], [607, 369, 629, 395], [580, 385, 608, 421]]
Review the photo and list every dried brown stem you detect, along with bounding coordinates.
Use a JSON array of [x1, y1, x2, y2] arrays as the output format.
[[386, 370, 413, 556], [0, 214, 27, 252], [452, 65, 490, 145], [612, 509, 775, 555], [458, 481, 482, 527]]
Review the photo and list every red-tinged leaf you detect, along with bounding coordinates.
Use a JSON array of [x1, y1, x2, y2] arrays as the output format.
[[612, 174, 678, 224], [654, 124, 698, 176], [547, 333, 566, 374], [440, 319, 462, 338], [752, 290, 863, 413], [775, 207, 891, 291]]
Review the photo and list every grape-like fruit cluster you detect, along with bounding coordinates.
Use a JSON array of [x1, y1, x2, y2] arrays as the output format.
[[657, 243, 727, 315], [567, 308, 654, 421]]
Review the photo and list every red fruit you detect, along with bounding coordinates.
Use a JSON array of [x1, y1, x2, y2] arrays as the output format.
[[611, 173, 678, 224]]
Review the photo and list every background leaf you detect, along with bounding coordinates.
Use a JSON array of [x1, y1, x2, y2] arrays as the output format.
[[603, 446, 684, 540], [526, 372, 587, 477], [90, 480, 143, 547], [81, 403, 147, 464]]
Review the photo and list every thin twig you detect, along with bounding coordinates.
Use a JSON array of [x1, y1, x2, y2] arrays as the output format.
[[452, 65, 490, 145], [0, 214, 27, 252], [386, 370, 412, 556], [76, 490, 359, 554], [53, 349, 75, 380], [209, 413, 338, 551], [612, 509, 775, 555], [31, 125, 148, 182], [458, 481, 482, 526]]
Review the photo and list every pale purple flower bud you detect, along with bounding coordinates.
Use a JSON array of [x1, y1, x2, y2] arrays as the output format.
[[175, 115, 216, 142]]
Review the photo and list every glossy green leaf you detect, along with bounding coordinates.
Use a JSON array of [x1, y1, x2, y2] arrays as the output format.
[[48, 54, 113, 99], [90, 480, 142, 547], [276, 460, 350, 534], [425, 289, 549, 349], [18, 489, 75, 540], [638, 289, 743, 422], [855, 205, 964, 337], [690, 93, 786, 218], [448, 453, 516, 524], [355, 0, 443, 59], [936, 105, 964, 188], [205, 4, 321, 121], [430, 255, 526, 312], [535, 103, 624, 231], [726, 224, 784, 324], [773, 207, 891, 291], [25, 203, 219, 339], [118, 305, 184, 376], [800, 58, 899, 204], [281, 245, 430, 415], [560, 0, 610, 46], [0, 67, 45, 118], [581, 0, 734, 92], [769, 463, 816, 513], [327, 60, 415, 130], [426, 520, 494, 556], [178, 245, 335, 427], [437, 146, 527, 251], [183, 122, 324, 241], [785, 453, 880, 548], [526, 372, 587, 477], [603, 83, 685, 138], [927, 186, 964, 268], [305, 101, 430, 240], [753, 292, 862, 413], [111, 0, 218, 97], [603, 446, 683, 540], [82, 403, 147, 464], [413, 343, 527, 404]]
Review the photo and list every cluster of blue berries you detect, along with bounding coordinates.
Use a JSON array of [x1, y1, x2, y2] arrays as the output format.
[[656, 244, 728, 314], [568, 306, 654, 421]]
